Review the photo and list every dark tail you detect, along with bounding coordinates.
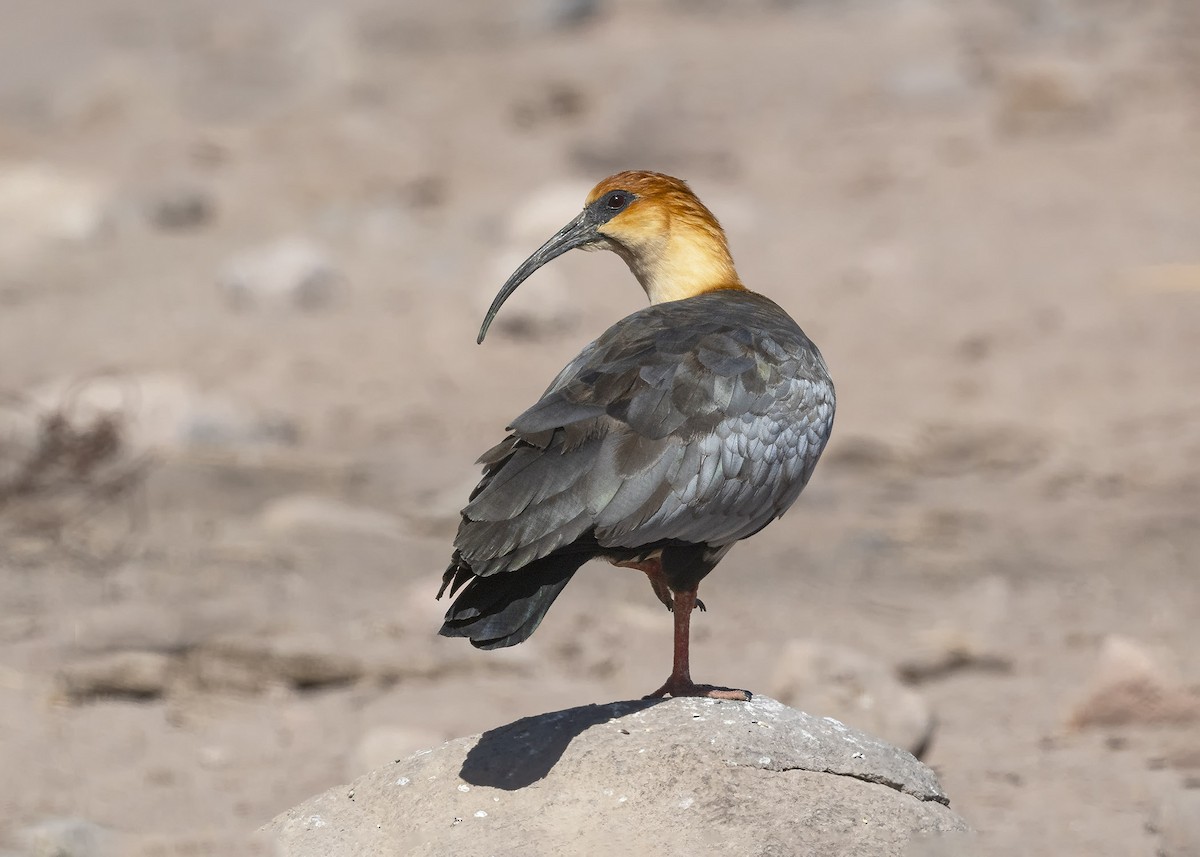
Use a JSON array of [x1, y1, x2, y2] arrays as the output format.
[[438, 551, 588, 650]]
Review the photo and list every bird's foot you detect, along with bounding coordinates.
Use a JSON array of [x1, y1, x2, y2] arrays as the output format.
[[643, 677, 751, 701]]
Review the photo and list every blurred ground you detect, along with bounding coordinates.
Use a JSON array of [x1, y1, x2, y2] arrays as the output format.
[[1, 0, 1199, 854]]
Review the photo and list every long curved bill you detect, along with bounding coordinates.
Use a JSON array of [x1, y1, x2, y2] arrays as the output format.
[[477, 211, 597, 344]]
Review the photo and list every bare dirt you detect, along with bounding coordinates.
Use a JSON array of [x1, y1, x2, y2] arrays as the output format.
[[1, 1, 1199, 854]]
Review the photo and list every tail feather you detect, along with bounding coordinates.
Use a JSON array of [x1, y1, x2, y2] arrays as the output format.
[[438, 552, 588, 650]]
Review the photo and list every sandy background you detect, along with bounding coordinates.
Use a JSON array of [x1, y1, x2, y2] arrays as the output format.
[[1, 0, 1199, 854]]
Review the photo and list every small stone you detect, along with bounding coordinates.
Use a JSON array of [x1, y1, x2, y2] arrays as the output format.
[[58, 651, 172, 702], [770, 639, 934, 757], [143, 182, 215, 230], [218, 237, 343, 311], [1068, 636, 1200, 729]]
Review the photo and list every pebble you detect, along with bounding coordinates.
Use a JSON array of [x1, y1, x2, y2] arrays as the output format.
[[142, 182, 216, 230]]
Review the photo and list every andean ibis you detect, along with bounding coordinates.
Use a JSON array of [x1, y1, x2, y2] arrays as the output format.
[[437, 170, 835, 699]]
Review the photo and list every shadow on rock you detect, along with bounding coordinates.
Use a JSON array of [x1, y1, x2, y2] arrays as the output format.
[[459, 697, 660, 789]]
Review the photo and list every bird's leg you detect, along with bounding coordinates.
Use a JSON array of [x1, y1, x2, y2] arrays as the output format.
[[644, 587, 750, 701], [613, 557, 705, 612]]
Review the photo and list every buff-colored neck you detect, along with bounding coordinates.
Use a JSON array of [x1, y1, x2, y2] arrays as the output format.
[[615, 222, 745, 305]]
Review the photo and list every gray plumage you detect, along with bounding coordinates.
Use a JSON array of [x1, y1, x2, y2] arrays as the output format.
[[439, 289, 835, 649]]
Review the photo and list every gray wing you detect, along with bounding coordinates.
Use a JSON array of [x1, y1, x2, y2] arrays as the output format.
[[455, 298, 835, 577]]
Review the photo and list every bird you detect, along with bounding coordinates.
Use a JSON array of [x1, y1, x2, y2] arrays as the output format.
[[436, 170, 835, 699]]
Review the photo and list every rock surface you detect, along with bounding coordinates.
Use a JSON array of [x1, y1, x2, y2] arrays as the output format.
[[265, 696, 968, 856]]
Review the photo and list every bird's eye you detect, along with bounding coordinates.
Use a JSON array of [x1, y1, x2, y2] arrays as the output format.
[[605, 191, 629, 211]]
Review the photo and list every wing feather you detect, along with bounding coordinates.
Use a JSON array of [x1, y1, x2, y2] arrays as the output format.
[[452, 291, 836, 576]]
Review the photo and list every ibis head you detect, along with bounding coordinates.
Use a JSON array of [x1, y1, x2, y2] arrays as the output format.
[[477, 170, 744, 344]]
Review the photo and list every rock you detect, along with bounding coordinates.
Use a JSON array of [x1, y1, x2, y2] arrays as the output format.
[[257, 493, 404, 540], [771, 640, 934, 757], [141, 182, 215, 230], [896, 629, 1013, 685], [265, 696, 967, 855], [57, 651, 173, 702], [1068, 636, 1200, 729], [29, 373, 297, 454], [218, 237, 343, 311], [349, 726, 446, 778], [185, 634, 364, 694], [0, 162, 113, 267]]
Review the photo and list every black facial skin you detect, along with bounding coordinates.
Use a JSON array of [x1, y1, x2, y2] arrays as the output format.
[[587, 189, 636, 225]]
